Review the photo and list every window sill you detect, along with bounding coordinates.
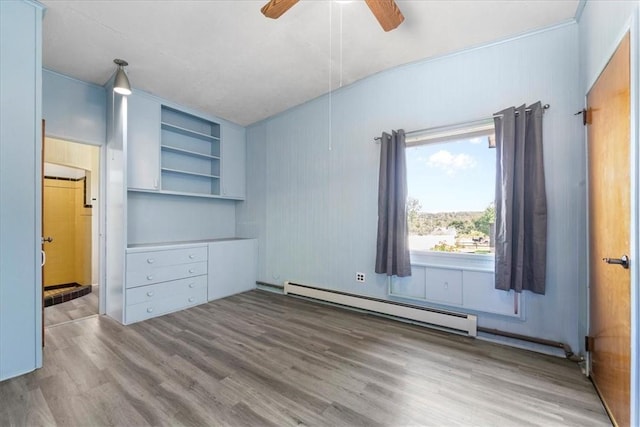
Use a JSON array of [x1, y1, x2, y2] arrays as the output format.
[[409, 250, 494, 273]]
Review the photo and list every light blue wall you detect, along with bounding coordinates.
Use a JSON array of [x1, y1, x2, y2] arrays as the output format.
[[43, 69, 106, 145], [104, 81, 126, 322], [239, 23, 585, 351], [579, 1, 639, 91], [237, 125, 268, 278], [0, 0, 44, 381], [578, 2, 640, 425], [128, 192, 237, 245]]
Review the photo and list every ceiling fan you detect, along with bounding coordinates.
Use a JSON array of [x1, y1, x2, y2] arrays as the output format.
[[261, 0, 404, 32]]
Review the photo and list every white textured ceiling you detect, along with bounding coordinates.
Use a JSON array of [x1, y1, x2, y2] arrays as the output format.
[[41, 0, 579, 126]]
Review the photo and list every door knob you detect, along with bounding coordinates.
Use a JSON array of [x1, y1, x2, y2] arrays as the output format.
[[602, 254, 629, 269], [41, 236, 53, 243]]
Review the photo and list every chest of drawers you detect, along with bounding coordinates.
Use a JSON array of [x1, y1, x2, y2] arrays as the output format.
[[125, 244, 208, 324]]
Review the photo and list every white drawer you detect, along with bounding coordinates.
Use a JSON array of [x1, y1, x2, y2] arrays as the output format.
[[126, 261, 207, 288], [126, 275, 207, 305], [425, 268, 463, 305], [127, 246, 207, 271], [125, 286, 207, 324]]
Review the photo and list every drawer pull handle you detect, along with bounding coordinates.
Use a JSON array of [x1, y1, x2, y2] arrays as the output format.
[[188, 297, 195, 303], [189, 283, 196, 288], [147, 258, 155, 264], [147, 291, 154, 297], [188, 269, 195, 274], [146, 307, 153, 313], [147, 275, 154, 280], [189, 254, 196, 259]]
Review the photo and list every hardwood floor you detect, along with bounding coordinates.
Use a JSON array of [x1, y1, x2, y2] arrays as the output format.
[[2, 290, 609, 426], [44, 285, 99, 327]]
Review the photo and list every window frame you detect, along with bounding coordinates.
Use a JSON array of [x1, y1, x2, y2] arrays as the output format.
[[405, 119, 496, 270]]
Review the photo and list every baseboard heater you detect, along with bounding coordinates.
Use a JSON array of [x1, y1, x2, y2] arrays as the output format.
[[283, 282, 477, 337]]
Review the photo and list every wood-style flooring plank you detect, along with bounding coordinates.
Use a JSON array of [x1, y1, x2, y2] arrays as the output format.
[[44, 286, 98, 327], [0, 290, 610, 426]]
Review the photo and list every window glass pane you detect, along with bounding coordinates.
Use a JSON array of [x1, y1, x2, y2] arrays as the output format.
[[406, 134, 495, 254]]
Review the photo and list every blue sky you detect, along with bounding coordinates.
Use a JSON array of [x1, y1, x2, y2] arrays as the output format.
[[406, 137, 495, 213]]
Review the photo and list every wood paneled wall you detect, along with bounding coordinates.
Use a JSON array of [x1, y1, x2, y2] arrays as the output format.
[[239, 23, 585, 352]]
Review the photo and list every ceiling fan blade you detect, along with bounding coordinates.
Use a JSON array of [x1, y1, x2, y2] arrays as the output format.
[[261, 0, 300, 19], [364, 0, 405, 32]]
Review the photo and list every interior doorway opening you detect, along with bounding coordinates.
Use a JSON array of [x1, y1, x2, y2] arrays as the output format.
[[43, 137, 100, 326]]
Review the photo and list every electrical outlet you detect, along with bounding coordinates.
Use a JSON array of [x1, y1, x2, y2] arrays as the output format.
[[356, 272, 365, 283]]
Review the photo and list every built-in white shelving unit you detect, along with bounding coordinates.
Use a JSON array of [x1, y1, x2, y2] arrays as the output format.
[[108, 89, 253, 327], [160, 106, 221, 196], [127, 90, 246, 200]]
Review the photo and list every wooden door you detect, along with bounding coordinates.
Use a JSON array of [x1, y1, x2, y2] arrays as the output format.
[[587, 33, 631, 427]]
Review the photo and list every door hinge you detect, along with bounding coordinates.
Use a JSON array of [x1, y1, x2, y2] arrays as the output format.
[[585, 335, 594, 352], [575, 108, 591, 126]]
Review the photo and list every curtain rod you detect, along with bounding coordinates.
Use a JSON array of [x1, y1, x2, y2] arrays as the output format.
[[493, 103, 550, 118], [373, 103, 550, 142]]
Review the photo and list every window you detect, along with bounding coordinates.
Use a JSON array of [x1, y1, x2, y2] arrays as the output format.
[[405, 121, 495, 255]]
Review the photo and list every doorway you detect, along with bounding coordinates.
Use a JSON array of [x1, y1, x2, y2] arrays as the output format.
[[42, 138, 101, 326], [587, 32, 631, 427]]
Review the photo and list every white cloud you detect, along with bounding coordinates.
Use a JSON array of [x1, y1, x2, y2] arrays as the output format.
[[427, 150, 476, 175], [468, 137, 483, 144]]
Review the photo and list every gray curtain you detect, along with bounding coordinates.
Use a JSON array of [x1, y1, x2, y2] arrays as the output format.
[[493, 102, 547, 294], [375, 130, 411, 277]]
